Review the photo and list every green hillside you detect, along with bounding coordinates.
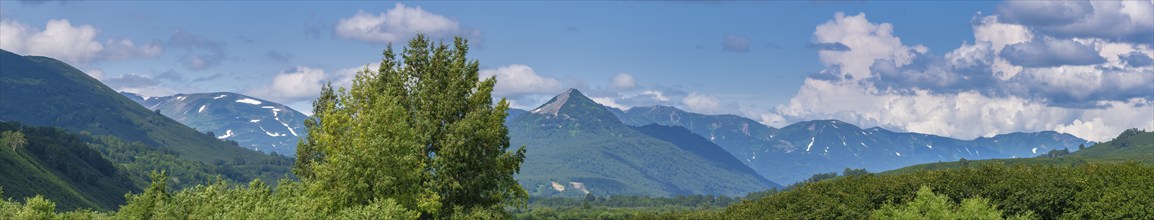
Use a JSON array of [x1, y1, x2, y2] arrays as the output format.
[[0, 50, 291, 187], [0, 121, 136, 211], [884, 129, 1153, 175]]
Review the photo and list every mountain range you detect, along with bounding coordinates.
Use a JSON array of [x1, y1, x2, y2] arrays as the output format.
[[121, 92, 308, 156], [615, 105, 1091, 184], [116, 84, 1091, 189]]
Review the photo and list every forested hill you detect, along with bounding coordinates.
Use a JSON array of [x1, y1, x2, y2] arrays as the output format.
[[0, 50, 290, 191]]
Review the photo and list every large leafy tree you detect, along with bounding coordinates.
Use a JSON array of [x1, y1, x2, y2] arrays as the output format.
[[295, 35, 527, 218]]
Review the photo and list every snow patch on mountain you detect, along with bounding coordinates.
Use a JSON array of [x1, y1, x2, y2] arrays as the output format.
[[216, 129, 234, 139], [806, 136, 815, 152], [198, 105, 207, 113], [282, 121, 298, 137], [212, 94, 227, 99], [236, 98, 262, 105]]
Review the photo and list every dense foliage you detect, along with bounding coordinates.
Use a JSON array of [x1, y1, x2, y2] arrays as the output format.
[[720, 162, 1154, 219], [293, 35, 526, 218], [870, 186, 1031, 220]]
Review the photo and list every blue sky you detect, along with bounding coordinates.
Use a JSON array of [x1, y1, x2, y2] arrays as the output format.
[[2, 1, 1151, 142]]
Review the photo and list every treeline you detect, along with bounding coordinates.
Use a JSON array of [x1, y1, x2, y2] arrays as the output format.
[[689, 162, 1154, 219]]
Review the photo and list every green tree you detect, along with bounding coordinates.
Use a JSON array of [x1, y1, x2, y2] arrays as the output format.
[[871, 186, 1031, 220], [294, 35, 527, 218], [2, 130, 27, 151], [116, 171, 173, 219]]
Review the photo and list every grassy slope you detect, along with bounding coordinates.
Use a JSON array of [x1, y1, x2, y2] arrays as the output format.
[[0, 147, 103, 211], [0, 123, 139, 211]]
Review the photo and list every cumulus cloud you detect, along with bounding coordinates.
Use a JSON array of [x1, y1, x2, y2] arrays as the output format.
[[813, 12, 923, 80], [1120, 51, 1153, 67], [999, 38, 1106, 67], [479, 64, 563, 98], [765, 11, 1154, 142], [0, 19, 164, 67], [335, 3, 478, 44], [250, 66, 328, 103], [995, 1, 1154, 44], [609, 73, 637, 90], [722, 35, 750, 52], [778, 79, 1153, 142], [0, 19, 103, 65]]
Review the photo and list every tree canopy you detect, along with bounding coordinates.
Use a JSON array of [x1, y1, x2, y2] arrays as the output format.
[[294, 34, 527, 218]]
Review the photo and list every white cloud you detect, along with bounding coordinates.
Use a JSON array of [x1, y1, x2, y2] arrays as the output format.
[[682, 92, 723, 114], [972, 15, 1033, 54], [777, 79, 1152, 142], [0, 19, 162, 67], [479, 64, 563, 97], [609, 73, 637, 90], [336, 3, 469, 44], [996, 1, 1154, 44], [813, 12, 920, 80], [767, 11, 1154, 142], [250, 66, 328, 104], [589, 97, 627, 110], [0, 19, 103, 65]]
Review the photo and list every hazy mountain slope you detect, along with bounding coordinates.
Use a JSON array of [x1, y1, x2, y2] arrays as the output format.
[[508, 89, 778, 197], [632, 124, 776, 187], [122, 92, 307, 155]]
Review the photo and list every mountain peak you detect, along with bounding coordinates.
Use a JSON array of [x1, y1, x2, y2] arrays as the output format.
[[521, 88, 620, 125], [531, 88, 582, 115]]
